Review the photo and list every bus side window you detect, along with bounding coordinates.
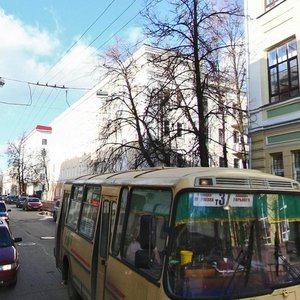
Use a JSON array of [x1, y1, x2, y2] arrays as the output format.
[[123, 188, 171, 278], [99, 201, 110, 258], [66, 186, 83, 230], [111, 188, 129, 256], [154, 204, 169, 252], [78, 187, 101, 239]]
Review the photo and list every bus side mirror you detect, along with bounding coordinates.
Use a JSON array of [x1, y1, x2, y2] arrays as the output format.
[[139, 214, 156, 250]]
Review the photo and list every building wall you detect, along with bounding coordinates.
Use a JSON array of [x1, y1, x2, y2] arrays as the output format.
[[47, 83, 109, 200], [23, 125, 52, 197], [246, 0, 300, 181]]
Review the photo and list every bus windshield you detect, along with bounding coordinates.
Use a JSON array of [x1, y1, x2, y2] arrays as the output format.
[[167, 191, 300, 299]]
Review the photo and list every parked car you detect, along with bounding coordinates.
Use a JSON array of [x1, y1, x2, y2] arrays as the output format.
[[0, 201, 11, 224], [0, 195, 7, 201], [16, 196, 27, 208], [52, 199, 61, 222], [0, 218, 22, 286], [5, 195, 18, 205], [22, 197, 43, 211]]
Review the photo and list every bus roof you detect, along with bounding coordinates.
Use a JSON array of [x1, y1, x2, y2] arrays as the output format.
[[71, 167, 300, 191]]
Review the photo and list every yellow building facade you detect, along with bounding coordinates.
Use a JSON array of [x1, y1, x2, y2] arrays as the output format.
[[246, 0, 300, 181]]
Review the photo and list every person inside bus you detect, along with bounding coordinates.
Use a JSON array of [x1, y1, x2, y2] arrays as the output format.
[[126, 226, 142, 261], [126, 215, 161, 266]]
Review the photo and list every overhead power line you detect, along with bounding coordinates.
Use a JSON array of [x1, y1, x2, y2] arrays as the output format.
[[39, 0, 117, 83], [1, 77, 91, 91]]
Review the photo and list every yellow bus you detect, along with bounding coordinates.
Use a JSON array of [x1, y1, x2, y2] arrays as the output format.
[[54, 167, 300, 300]]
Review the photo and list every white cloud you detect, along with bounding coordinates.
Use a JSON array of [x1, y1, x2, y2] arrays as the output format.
[[126, 26, 144, 44], [0, 9, 60, 85], [0, 8, 100, 96], [44, 41, 100, 88], [0, 9, 59, 55], [0, 8, 101, 164]]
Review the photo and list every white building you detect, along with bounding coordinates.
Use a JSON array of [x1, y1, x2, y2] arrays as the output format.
[[23, 125, 52, 198], [245, 0, 300, 180], [20, 45, 247, 201], [2, 125, 52, 198], [48, 84, 109, 201]]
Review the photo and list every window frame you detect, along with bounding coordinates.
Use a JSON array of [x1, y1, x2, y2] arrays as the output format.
[[265, 0, 284, 11], [78, 186, 101, 239], [292, 150, 300, 182], [267, 38, 299, 103], [271, 152, 284, 177], [65, 185, 101, 240], [66, 185, 84, 231], [112, 187, 172, 280]]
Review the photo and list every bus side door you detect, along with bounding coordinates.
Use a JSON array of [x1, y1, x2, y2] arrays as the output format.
[[93, 199, 117, 300], [54, 191, 70, 269]]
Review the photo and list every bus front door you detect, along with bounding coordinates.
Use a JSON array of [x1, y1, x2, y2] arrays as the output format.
[[54, 191, 70, 269], [92, 200, 117, 300]]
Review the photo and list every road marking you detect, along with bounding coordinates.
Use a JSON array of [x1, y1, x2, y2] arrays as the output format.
[[40, 236, 55, 240], [18, 242, 36, 246]]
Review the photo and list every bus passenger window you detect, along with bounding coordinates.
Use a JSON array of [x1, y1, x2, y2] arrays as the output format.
[[66, 186, 83, 230], [78, 187, 101, 239], [111, 188, 129, 256], [122, 188, 171, 278]]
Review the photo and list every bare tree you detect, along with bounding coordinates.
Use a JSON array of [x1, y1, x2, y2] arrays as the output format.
[[142, 0, 242, 167], [93, 43, 189, 172], [25, 148, 50, 194], [6, 135, 50, 195], [212, 11, 248, 168], [6, 134, 27, 195]]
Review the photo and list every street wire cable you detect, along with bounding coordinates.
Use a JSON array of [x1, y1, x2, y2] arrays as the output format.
[[3, 0, 156, 143], [53, 0, 139, 86], [39, 0, 117, 84]]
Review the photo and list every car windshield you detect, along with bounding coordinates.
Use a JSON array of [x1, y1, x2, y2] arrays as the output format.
[[167, 192, 300, 299], [0, 203, 6, 212], [29, 198, 40, 202], [0, 227, 13, 247]]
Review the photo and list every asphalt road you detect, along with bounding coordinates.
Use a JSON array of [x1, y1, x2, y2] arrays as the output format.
[[0, 205, 69, 300]]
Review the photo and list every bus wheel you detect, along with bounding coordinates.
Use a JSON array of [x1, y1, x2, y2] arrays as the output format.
[[67, 267, 81, 300]]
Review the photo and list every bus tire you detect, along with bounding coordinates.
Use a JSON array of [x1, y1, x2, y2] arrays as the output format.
[[67, 267, 81, 300]]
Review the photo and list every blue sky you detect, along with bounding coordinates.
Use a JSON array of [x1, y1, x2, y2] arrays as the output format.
[[0, 0, 145, 171], [0, 0, 241, 172]]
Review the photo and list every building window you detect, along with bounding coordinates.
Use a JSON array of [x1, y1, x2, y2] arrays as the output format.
[[203, 96, 208, 115], [232, 103, 238, 116], [233, 131, 239, 144], [218, 129, 224, 145], [218, 100, 224, 114], [234, 158, 239, 168], [268, 38, 299, 103], [176, 88, 183, 105], [164, 120, 170, 136], [293, 151, 300, 182], [271, 152, 284, 177], [219, 157, 225, 167], [42, 139, 47, 145], [265, 0, 284, 11], [177, 122, 182, 137]]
